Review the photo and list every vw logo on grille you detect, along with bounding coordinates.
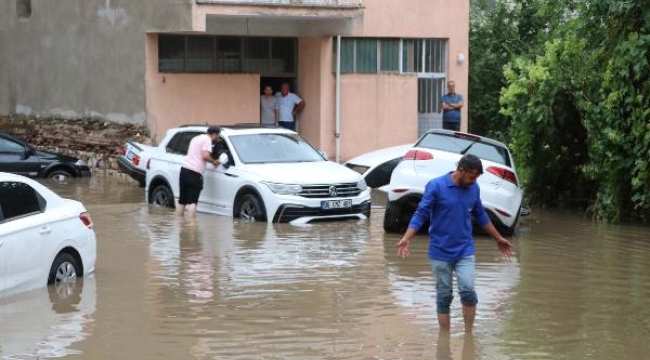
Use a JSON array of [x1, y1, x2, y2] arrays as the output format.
[[328, 186, 338, 197]]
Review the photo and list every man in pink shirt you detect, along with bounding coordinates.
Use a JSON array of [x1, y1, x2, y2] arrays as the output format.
[[176, 126, 222, 217]]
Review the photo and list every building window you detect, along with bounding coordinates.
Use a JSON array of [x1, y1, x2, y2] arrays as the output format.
[[158, 34, 297, 76], [333, 38, 446, 75], [16, 0, 31, 19]]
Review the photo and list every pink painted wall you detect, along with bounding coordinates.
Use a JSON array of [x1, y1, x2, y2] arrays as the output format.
[[361, 0, 470, 131], [144, 34, 259, 142]]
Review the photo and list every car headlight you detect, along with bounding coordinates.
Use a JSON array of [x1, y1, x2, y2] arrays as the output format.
[[262, 182, 303, 195], [357, 179, 368, 191]]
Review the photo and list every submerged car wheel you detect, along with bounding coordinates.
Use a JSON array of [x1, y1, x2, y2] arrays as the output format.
[[48, 252, 80, 286], [383, 201, 405, 233], [151, 184, 175, 208], [48, 169, 73, 182], [238, 193, 266, 222]]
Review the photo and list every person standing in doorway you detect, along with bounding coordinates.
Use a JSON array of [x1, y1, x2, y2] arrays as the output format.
[[441, 80, 464, 131], [276, 82, 305, 131], [176, 126, 222, 217], [260, 85, 279, 126], [396, 154, 512, 334]]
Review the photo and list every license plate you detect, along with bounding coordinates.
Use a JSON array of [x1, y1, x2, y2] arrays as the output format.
[[321, 199, 352, 210], [126, 150, 135, 161]]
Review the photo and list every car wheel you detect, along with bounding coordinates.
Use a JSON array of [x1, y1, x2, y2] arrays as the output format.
[[48, 252, 80, 286], [383, 201, 406, 233], [238, 193, 266, 222], [151, 184, 175, 208], [48, 169, 73, 182]]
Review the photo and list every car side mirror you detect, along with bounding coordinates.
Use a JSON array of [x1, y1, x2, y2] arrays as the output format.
[[218, 153, 230, 168], [20, 147, 33, 160]]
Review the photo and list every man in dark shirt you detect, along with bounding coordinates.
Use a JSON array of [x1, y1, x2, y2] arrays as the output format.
[[396, 154, 512, 333], [440, 80, 464, 131]]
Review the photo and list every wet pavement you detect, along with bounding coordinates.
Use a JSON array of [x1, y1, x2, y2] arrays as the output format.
[[1, 174, 650, 359]]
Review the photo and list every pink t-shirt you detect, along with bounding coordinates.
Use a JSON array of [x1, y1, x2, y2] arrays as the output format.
[[182, 134, 213, 174]]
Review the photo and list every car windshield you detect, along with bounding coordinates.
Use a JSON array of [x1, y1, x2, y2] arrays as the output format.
[[416, 133, 511, 167], [230, 133, 325, 164]]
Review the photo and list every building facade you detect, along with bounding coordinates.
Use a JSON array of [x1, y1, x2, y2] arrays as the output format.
[[1, 0, 469, 161]]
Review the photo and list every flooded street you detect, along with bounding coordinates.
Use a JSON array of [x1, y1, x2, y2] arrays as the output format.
[[2, 175, 650, 359]]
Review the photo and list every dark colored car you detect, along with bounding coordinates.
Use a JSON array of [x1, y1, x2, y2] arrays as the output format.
[[0, 131, 91, 181]]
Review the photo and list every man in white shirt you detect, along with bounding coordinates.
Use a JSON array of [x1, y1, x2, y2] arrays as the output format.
[[176, 126, 222, 217], [275, 82, 305, 131]]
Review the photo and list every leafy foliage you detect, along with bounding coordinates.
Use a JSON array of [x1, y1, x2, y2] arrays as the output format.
[[489, 0, 650, 222]]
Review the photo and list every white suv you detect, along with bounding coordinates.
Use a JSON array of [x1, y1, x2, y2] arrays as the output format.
[[384, 129, 524, 235], [145, 125, 371, 224]]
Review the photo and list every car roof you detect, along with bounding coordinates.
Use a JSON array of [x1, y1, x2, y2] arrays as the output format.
[[423, 129, 509, 149], [174, 124, 297, 136]]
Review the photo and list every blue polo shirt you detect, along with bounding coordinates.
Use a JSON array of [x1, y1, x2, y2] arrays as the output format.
[[441, 93, 463, 122], [407, 172, 490, 261]]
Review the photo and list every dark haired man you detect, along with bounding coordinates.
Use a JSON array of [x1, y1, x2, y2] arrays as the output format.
[[176, 126, 222, 217], [396, 154, 512, 333]]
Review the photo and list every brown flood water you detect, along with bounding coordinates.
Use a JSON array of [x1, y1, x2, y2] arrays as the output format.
[[1, 175, 649, 359]]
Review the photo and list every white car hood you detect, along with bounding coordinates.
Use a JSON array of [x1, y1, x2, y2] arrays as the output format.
[[345, 144, 413, 167], [244, 161, 362, 184]]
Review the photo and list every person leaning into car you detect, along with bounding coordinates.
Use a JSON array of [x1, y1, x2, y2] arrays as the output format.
[[176, 126, 222, 217], [396, 154, 512, 334]]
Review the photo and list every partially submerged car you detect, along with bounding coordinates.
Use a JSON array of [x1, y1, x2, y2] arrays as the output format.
[[145, 125, 371, 224], [344, 144, 413, 190], [383, 130, 526, 235], [0, 172, 96, 297], [117, 140, 155, 187], [0, 131, 91, 182]]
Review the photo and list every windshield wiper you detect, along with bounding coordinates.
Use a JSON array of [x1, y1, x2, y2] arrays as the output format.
[[459, 141, 477, 155]]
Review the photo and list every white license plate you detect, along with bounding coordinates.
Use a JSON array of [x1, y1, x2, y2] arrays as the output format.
[[126, 150, 135, 161], [321, 199, 352, 210]]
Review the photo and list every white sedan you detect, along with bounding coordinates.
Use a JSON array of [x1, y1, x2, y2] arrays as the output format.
[[0, 172, 96, 297]]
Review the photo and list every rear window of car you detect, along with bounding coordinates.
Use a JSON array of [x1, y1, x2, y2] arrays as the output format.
[[416, 133, 511, 167], [0, 181, 46, 222]]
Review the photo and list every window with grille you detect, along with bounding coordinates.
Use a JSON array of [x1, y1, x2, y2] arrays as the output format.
[[158, 35, 297, 76]]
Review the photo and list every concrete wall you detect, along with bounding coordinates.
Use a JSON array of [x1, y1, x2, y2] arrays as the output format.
[[0, 0, 194, 125], [144, 34, 260, 142]]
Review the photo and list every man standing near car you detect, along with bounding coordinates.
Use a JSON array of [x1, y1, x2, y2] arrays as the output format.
[[176, 126, 222, 217], [396, 154, 512, 334], [440, 80, 464, 131], [276, 82, 305, 131]]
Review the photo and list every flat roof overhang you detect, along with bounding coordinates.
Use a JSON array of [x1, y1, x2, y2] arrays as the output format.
[[193, 3, 364, 36]]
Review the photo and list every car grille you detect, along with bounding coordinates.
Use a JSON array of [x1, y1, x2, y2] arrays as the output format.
[[272, 201, 371, 223], [298, 183, 362, 198]]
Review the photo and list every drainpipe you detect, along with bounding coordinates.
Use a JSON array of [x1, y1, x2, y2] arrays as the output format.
[[335, 35, 341, 163]]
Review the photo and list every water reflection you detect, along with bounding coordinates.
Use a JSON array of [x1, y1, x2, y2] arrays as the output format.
[[0, 276, 96, 359]]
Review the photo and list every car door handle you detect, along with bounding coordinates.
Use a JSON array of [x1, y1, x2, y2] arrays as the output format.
[[39, 226, 52, 235], [224, 173, 238, 178]]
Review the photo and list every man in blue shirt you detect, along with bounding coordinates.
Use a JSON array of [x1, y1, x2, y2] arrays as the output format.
[[440, 80, 464, 131], [396, 154, 512, 334]]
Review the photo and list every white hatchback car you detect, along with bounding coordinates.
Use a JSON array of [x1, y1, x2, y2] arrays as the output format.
[[145, 125, 371, 224], [0, 172, 96, 297], [384, 130, 524, 235]]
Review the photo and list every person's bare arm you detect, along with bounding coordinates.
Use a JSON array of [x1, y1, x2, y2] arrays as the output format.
[[202, 150, 220, 166], [482, 222, 512, 257], [293, 101, 306, 117]]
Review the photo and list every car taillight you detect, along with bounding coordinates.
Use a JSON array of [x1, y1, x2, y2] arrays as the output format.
[[403, 150, 434, 161], [133, 155, 140, 166], [120, 147, 126, 156], [486, 166, 518, 186], [80, 212, 93, 229]]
